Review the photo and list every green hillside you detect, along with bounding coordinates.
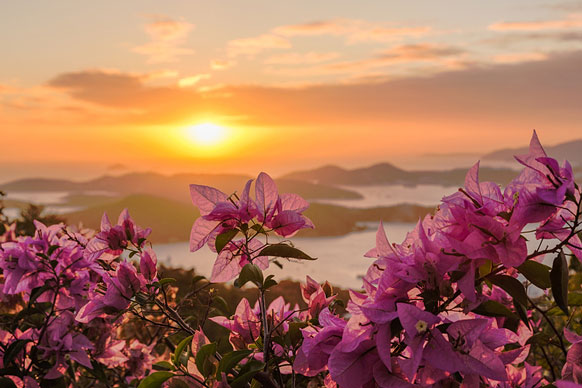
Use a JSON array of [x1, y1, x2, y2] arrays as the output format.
[[62, 195, 433, 243], [64, 194, 200, 243]]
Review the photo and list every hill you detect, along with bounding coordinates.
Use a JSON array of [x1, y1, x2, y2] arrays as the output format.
[[0, 172, 362, 204], [283, 162, 516, 187], [483, 138, 582, 165], [300, 202, 433, 237], [61, 195, 433, 243], [64, 194, 199, 243]]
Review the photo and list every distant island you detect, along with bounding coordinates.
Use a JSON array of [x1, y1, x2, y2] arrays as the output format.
[[2, 137, 579, 244], [282, 162, 519, 186]]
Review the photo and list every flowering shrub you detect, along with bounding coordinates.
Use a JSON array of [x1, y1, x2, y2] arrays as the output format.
[[0, 131, 581, 387]]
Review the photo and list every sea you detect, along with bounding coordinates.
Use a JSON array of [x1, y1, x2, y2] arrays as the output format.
[[4, 185, 553, 290]]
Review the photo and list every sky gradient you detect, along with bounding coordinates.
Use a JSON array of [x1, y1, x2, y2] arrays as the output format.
[[1, 0, 582, 180]]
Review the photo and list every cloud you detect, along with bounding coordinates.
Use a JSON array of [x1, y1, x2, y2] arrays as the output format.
[[47, 69, 204, 123], [215, 51, 582, 132], [489, 13, 582, 31], [485, 30, 582, 47], [269, 44, 466, 76], [210, 59, 235, 70], [264, 51, 340, 65], [44, 51, 582, 137], [141, 70, 180, 82], [325, 43, 466, 71], [493, 52, 548, 64], [273, 18, 432, 44], [133, 15, 194, 63], [0, 80, 126, 127], [227, 34, 291, 58], [178, 74, 211, 88], [546, 1, 582, 12]]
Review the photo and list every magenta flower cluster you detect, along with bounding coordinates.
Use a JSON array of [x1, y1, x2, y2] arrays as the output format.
[[291, 132, 582, 387], [1, 131, 582, 387], [0, 210, 158, 386], [189, 172, 313, 282]]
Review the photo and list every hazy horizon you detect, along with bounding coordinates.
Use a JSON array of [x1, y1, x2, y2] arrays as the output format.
[[2, 1, 582, 183], [0, 141, 525, 183]]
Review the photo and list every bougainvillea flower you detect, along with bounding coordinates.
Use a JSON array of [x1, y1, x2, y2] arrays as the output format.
[[85, 209, 151, 261]]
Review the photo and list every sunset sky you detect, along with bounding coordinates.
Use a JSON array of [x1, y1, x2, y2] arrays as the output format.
[[1, 0, 582, 181]]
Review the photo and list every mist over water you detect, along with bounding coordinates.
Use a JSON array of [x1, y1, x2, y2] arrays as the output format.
[[312, 184, 452, 208], [155, 223, 416, 289]]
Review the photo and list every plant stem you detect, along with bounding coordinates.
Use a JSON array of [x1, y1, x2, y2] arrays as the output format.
[[259, 287, 271, 370], [528, 295, 568, 358]]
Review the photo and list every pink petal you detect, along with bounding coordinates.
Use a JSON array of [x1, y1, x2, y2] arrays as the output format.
[[189, 218, 220, 252], [255, 172, 279, 222], [279, 193, 309, 212], [464, 162, 482, 205], [271, 211, 307, 237], [189, 184, 228, 216], [210, 249, 241, 282]]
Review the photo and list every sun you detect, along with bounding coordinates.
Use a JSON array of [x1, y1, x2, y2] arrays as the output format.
[[186, 123, 227, 146]]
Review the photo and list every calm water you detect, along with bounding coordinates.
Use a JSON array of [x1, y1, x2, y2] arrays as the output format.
[[4, 190, 115, 216], [154, 221, 554, 290], [313, 184, 452, 208], [155, 222, 417, 289]]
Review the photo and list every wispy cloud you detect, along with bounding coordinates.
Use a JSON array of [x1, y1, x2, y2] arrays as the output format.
[[546, 1, 582, 12], [489, 13, 582, 31], [330, 44, 466, 73], [38, 51, 582, 134], [178, 74, 211, 87], [273, 18, 432, 44], [133, 15, 194, 63], [227, 34, 291, 58], [210, 59, 235, 70], [493, 52, 548, 64], [264, 52, 339, 65]]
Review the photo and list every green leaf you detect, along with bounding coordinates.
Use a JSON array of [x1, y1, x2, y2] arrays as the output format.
[[211, 296, 229, 314], [551, 251, 569, 315], [237, 264, 263, 288], [251, 224, 267, 234], [195, 343, 217, 378], [153, 361, 174, 371], [173, 335, 193, 367], [272, 259, 283, 269], [287, 321, 308, 345], [47, 244, 59, 256], [517, 260, 551, 289], [137, 371, 174, 388], [478, 260, 492, 278], [472, 300, 517, 319], [258, 243, 316, 260], [513, 299, 530, 329], [263, 274, 277, 290], [489, 275, 528, 306], [0, 377, 18, 388], [216, 349, 253, 378], [191, 275, 206, 285], [526, 332, 551, 346], [156, 278, 177, 287], [40, 377, 68, 388], [569, 292, 582, 306], [419, 288, 440, 314], [546, 306, 567, 316], [3, 339, 32, 366], [215, 229, 238, 253], [229, 360, 264, 388], [167, 379, 190, 388]]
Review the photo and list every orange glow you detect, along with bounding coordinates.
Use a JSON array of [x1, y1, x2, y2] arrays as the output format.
[[186, 123, 227, 146]]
